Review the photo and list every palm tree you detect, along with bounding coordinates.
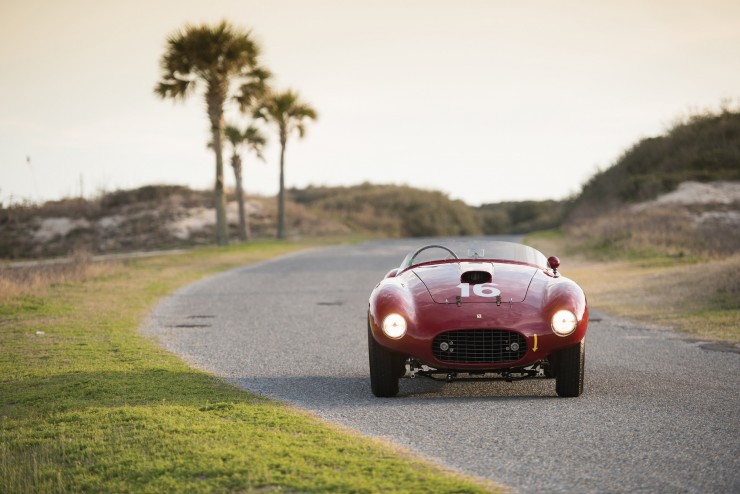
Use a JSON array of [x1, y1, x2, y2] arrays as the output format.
[[225, 65, 271, 241], [154, 21, 262, 245], [224, 124, 266, 240], [253, 90, 317, 239]]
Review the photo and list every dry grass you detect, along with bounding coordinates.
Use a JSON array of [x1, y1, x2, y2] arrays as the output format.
[[0, 252, 121, 304], [567, 204, 739, 258], [529, 234, 740, 342]]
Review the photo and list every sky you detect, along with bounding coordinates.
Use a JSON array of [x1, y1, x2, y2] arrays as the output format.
[[1, 0, 739, 207]]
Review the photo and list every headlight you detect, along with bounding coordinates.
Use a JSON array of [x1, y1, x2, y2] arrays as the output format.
[[551, 310, 578, 336], [382, 313, 407, 339]]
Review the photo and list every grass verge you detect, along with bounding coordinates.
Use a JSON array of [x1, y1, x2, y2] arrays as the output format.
[[1, 239, 497, 493], [526, 231, 739, 343]]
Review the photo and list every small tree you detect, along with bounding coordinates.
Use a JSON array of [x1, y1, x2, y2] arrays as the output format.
[[155, 21, 263, 245], [253, 90, 317, 239], [224, 124, 266, 240]]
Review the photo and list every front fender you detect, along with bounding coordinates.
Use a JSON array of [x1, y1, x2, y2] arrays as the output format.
[[369, 277, 417, 343], [540, 273, 588, 341]]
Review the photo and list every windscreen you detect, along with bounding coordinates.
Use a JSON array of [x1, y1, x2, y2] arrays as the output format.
[[400, 241, 548, 270]]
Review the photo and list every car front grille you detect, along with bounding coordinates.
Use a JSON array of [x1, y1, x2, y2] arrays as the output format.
[[432, 329, 527, 364]]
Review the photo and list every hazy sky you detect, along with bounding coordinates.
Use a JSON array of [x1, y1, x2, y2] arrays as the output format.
[[2, 1, 739, 206]]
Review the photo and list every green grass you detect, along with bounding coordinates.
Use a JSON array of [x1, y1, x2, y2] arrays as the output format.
[[0, 239, 496, 493]]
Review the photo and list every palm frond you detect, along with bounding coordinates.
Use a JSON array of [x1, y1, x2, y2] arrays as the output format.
[[235, 65, 272, 111], [252, 89, 316, 140], [224, 125, 243, 147], [244, 125, 267, 160], [154, 20, 262, 103]]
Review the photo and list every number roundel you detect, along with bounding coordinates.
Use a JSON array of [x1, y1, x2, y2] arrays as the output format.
[[457, 283, 501, 298]]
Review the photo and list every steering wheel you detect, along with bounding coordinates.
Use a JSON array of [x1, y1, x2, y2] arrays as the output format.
[[408, 244, 459, 266]]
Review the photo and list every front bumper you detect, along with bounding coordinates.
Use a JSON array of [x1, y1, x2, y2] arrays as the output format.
[[369, 302, 588, 371]]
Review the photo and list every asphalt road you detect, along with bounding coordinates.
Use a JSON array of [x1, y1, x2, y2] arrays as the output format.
[[144, 238, 740, 493]]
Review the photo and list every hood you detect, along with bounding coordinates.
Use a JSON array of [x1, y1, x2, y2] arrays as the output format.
[[412, 262, 537, 304]]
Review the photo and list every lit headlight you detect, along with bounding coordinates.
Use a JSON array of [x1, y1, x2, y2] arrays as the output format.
[[382, 313, 407, 339], [551, 310, 578, 336]]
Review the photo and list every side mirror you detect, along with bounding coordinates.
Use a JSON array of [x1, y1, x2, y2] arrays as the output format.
[[547, 256, 560, 274], [385, 268, 400, 278]]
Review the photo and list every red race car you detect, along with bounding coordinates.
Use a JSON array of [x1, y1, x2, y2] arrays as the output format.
[[368, 241, 588, 397]]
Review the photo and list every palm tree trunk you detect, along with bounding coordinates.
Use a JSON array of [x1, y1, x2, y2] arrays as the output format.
[[233, 155, 249, 241], [277, 136, 286, 239], [209, 99, 229, 246]]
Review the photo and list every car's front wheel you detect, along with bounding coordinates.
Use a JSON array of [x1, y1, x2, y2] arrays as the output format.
[[554, 339, 585, 397], [368, 317, 404, 397]]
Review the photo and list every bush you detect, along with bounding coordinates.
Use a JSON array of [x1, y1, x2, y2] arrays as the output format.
[[570, 109, 740, 221], [290, 184, 482, 237], [476, 200, 568, 234]]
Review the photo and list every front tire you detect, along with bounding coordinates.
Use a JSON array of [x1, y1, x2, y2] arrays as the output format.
[[554, 339, 585, 397], [368, 317, 404, 397]]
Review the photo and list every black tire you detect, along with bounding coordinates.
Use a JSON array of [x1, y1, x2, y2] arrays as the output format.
[[554, 339, 585, 397], [368, 318, 404, 397]]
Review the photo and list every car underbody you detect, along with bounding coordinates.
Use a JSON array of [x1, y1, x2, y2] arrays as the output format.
[[405, 359, 554, 383]]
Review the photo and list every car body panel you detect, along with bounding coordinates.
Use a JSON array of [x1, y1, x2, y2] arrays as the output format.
[[414, 261, 536, 304]]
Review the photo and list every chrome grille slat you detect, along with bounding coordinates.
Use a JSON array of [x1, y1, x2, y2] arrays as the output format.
[[432, 329, 527, 364]]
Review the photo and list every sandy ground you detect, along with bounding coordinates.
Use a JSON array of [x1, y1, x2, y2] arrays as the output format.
[[632, 180, 740, 208]]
